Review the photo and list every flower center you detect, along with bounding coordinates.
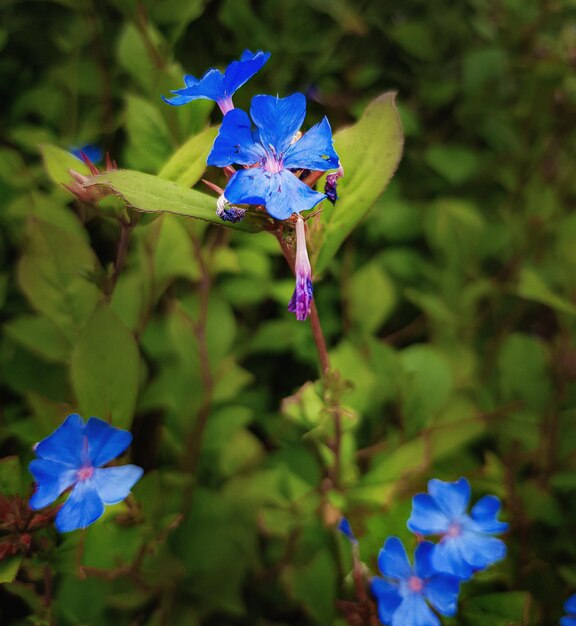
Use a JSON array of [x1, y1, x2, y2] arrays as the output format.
[[446, 522, 462, 538], [77, 465, 94, 481], [407, 576, 424, 593], [263, 154, 283, 174]]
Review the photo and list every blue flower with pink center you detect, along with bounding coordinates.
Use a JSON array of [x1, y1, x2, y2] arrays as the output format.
[[29, 414, 143, 533], [371, 537, 460, 626], [206, 92, 339, 220], [407, 477, 508, 580]]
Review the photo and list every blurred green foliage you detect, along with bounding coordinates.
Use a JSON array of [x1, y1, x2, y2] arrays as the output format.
[[1, 0, 576, 625]]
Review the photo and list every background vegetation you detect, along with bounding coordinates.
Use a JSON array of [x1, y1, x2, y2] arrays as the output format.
[[1, 0, 575, 624]]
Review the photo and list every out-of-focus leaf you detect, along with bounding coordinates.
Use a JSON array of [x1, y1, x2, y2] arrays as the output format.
[[0, 456, 21, 494], [17, 219, 101, 337], [349, 261, 396, 333], [314, 92, 404, 273], [0, 557, 24, 584], [4, 315, 72, 362], [424, 145, 480, 184], [40, 144, 91, 189], [71, 303, 140, 428], [158, 126, 217, 186], [86, 169, 267, 232], [463, 592, 532, 626], [517, 268, 576, 315]]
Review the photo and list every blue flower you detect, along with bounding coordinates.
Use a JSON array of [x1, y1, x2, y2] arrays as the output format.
[[371, 537, 460, 626], [206, 92, 340, 220], [29, 414, 143, 533], [561, 594, 576, 626], [287, 216, 313, 321], [407, 478, 508, 580], [70, 144, 103, 164], [162, 50, 270, 114], [337, 516, 358, 544]]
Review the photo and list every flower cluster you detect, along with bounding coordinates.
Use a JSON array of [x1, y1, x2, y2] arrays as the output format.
[[28, 414, 143, 533], [341, 477, 508, 626], [163, 51, 341, 321]]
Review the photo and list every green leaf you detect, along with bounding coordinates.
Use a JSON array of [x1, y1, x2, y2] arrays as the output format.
[[0, 456, 21, 494], [349, 261, 396, 333], [399, 345, 454, 434], [158, 126, 217, 186], [86, 169, 268, 232], [463, 592, 532, 626], [17, 219, 101, 337], [4, 314, 72, 362], [517, 267, 576, 315], [0, 556, 24, 584], [283, 549, 337, 624], [40, 144, 91, 189], [424, 145, 480, 184], [71, 303, 140, 428], [314, 92, 404, 273], [124, 95, 173, 172]]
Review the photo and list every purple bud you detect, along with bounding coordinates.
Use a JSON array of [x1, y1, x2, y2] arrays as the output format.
[[324, 163, 344, 205], [287, 217, 313, 321], [216, 194, 245, 223]]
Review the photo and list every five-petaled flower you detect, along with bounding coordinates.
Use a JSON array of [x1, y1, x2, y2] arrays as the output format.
[[562, 594, 576, 626], [371, 536, 460, 626], [29, 414, 143, 533], [206, 92, 340, 220], [162, 49, 270, 115], [407, 477, 508, 580]]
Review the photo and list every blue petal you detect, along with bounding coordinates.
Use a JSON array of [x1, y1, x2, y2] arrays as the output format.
[[35, 414, 85, 467], [457, 531, 507, 570], [29, 459, 78, 509], [250, 93, 306, 155], [71, 145, 102, 163], [337, 517, 357, 543], [566, 595, 576, 615], [224, 50, 270, 95], [92, 465, 143, 504], [431, 540, 474, 580], [184, 74, 197, 86], [378, 537, 412, 581], [168, 68, 226, 102], [162, 93, 197, 107], [55, 480, 104, 532], [283, 118, 340, 171], [224, 168, 326, 220], [85, 418, 132, 467], [371, 578, 402, 624], [428, 478, 471, 519], [561, 618, 576, 626], [408, 494, 450, 535], [207, 109, 266, 167], [414, 541, 436, 579], [423, 574, 460, 617], [469, 495, 508, 533], [391, 594, 439, 626]]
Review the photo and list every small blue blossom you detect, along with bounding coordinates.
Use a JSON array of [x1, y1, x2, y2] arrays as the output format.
[[407, 478, 508, 580], [162, 50, 270, 114], [29, 414, 143, 533], [371, 537, 460, 626], [70, 144, 103, 164], [216, 193, 246, 223], [561, 594, 576, 626], [337, 516, 357, 544], [207, 92, 340, 220]]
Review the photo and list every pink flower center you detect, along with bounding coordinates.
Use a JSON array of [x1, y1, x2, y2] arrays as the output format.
[[77, 465, 94, 481], [446, 522, 462, 538], [263, 154, 283, 174], [407, 576, 424, 593]]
